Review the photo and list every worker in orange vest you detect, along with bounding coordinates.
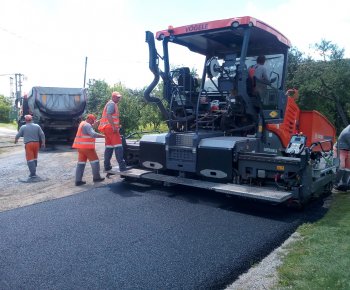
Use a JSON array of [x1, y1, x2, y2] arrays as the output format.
[[72, 114, 105, 186], [98, 91, 127, 173]]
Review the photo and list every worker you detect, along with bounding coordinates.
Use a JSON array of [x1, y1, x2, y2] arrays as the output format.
[[72, 114, 105, 186], [98, 91, 127, 173], [250, 55, 276, 101], [14, 114, 45, 178], [334, 124, 350, 191]]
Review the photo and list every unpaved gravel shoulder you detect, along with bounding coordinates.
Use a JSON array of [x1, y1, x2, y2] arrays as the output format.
[[0, 139, 120, 213], [225, 232, 302, 290]]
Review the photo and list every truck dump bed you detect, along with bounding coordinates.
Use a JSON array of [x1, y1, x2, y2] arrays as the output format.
[[19, 86, 88, 143], [28, 87, 87, 119]]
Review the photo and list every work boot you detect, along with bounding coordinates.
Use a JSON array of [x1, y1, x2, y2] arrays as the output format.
[[104, 147, 114, 171], [75, 181, 86, 186], [334, 169, 350, 191], [341, 169, 350, 191], [334, 169, 344, 189], [75, 162, 86, 185], [27, 160, 36, 177], [115, 146, 127, 171], [91, 160, 105, 182]]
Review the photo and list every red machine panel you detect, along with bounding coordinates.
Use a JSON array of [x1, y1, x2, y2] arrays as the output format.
[[299, 110, 336, 150]]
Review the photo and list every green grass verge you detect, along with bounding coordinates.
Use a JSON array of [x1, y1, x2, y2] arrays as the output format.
[[276, 193, 350, 290], [0, 122, 17, 130]]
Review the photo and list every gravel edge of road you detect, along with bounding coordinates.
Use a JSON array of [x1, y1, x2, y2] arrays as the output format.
[[225, 231, 301, 290], [225, 194, 333, 290]]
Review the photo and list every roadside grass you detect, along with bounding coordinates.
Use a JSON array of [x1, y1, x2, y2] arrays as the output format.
[[0, 122, 17, 130], [276, 192, 350, 289]]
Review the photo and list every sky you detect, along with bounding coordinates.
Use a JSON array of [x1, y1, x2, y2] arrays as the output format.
[[1, 0, 349, 100]]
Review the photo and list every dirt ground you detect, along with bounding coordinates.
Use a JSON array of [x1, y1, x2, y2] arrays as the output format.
[[0, 135, 121, 213]]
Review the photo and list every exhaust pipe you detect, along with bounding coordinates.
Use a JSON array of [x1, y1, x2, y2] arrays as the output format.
[[144, 31, 169, 122]]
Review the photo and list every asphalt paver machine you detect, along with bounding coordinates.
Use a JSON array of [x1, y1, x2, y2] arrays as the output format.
[[122, 16, 338, 206]]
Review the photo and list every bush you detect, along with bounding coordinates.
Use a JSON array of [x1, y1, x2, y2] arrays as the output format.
[[0, 95, 11, 123]]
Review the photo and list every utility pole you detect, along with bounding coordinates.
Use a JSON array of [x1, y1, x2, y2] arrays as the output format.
[[83, 56, 88, 88], [9, 76, 14, 105], [0, 73, 24, 107], [15, 73, 24, 106]]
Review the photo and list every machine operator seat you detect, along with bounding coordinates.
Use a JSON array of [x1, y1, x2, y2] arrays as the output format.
[[178, 67, 199, 111], [178, 67, 197, 94]]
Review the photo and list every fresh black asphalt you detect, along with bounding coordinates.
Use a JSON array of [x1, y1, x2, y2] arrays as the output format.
[[0, 181, 329, 289]]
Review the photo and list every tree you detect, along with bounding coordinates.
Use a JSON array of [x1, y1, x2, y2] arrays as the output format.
[[286, 47, 309, 89], [139, 82, 167, 131], [86, 79, 110, 118], [312, 39, 345, 61], [140, 102, 164, 130], [116, 87, 143, 135], [286, 40, 350, 133], [0, 95, 12, 122]]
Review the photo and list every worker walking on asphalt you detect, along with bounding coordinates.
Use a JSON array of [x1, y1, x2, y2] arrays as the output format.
[[72, 114, 105, 186], [98, 91, 127, 173], [14, 114, 45, 178]]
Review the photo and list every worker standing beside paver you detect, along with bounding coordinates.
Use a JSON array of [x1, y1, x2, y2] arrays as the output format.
[[14, 114, 45, 178], [334, 124, 350, 191], [98, 91, 127, 173], [72, 114, 105, 186]]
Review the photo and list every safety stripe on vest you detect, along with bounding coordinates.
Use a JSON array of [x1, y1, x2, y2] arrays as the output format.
[[105, 144, 123, 148], [99, 120, 120, 126], [77, 135, 94, 139], [74, 141, 95, 145]]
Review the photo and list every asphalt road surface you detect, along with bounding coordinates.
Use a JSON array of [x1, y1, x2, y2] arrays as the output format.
[[0, 180, 328, 289]]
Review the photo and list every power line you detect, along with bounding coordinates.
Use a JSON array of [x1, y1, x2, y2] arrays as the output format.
[[0, 25, 30, 43], [0, 73, 17, 77]]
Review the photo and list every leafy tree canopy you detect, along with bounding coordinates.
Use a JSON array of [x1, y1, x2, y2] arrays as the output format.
[[0, 94, 12, 122], [287, 40, 350, 134]]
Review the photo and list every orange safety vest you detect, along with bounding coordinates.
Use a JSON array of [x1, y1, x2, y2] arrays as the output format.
[[72, 121, 96, 149], [247, 65, 257, 95], [98, 100, 120, 132]]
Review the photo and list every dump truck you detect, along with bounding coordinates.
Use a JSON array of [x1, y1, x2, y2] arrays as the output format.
[[17, 86, 87, 143], [121, 16, 338, 207]]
